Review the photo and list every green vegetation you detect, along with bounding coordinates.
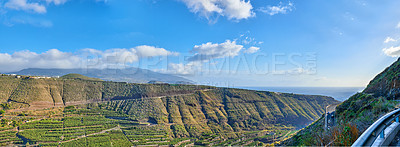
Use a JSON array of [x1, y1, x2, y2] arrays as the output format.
[[0, 74, 338, 146], [283, 58, 400, 146], [60, 73, 103, 81], [0, 75, 213, 109], [363, 58, 400, 98]]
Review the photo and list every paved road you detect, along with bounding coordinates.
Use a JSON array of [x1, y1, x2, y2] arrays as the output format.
[[389, 129, 400, 146], [326, 104, 337, 114]]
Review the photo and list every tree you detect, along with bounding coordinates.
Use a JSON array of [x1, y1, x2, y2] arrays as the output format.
[[12, 120, 20, 127], [0, 103, 10, 110], [0, 110, 5, 115], [1, 119, 9, 127]]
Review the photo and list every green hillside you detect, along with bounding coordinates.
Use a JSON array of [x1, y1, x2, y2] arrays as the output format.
[[282, 58, 400, 146], [60, 73, 103, 81], [0, 74, 337, 146]]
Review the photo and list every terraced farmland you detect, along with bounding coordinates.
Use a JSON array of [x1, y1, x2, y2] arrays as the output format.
[[0, 75, 338, 146], [0, 106, 197, 146]]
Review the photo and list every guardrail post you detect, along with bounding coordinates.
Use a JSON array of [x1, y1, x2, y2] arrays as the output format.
[[396, 116, 399, 122], [380, 129, 385, 138]]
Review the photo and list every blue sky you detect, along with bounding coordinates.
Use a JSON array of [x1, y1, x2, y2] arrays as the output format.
[[1, 0, 400, 87]]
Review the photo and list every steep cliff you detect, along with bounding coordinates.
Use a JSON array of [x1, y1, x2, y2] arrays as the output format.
[[283, 58, 400, 146], [100, 88, 336, 138]]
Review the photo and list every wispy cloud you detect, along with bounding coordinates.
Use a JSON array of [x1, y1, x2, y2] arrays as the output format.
[[45, 0, 68, 5], [95, 0, 108, 3], [384, 37, 397, 43], [244, 46, 259, 54], [3, 0, 69, 14], [4, 0, 46, 14], [258, 1, 294, 16], [9, 16, 53, 27], [273, 67, 315, 75]]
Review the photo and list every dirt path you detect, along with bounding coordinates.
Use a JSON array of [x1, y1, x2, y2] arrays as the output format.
[[174, 139, 191, 146], [280, 130, 294, 139], [60, 125, 121, 143], [62, 125, 102, 130], [242, 140, 254, 146]]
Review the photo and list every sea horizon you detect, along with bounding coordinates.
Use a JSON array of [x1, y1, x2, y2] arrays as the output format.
[[237, 86, 365, 102]]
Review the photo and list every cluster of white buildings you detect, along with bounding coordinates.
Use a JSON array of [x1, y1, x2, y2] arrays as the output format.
[[28, 76, 53, 79], [1, 74, 60, 79]]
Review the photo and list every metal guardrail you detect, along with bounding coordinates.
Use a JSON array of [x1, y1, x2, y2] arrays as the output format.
[[352, 108, 400, 147]]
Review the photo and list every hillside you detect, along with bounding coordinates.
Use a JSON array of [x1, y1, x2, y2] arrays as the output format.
[[9, 68, 193, 84], [363, 58, 400, 97], [283, 58, 400, 146], [0, 74, 338, 146], [60, 73, 103, 81]]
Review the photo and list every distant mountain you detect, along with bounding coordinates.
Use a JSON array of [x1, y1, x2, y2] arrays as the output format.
[[9, 68, 193, 84]]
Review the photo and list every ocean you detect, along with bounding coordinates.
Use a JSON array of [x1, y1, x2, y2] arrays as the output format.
[[238, 87, 365, 102]]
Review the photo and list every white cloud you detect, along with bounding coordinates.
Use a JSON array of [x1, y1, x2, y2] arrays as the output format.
[[384, 37, 397, 43], [135, 45, 179, 57], [168, 62, 202, 75], [397, 22, 400, 29], [0, 49, 81, 72], [4, 0, 69, 14], [244, 46, 259, 53], [0, 46, 177, 73], [181, 0, 222, 19], [166, 40, 245, 75], [4, 0, 46, 13], [180, 0, 254, 21], [188, 40, 243, 62], [219, 0, 254, 20], [83, 46, 178, 68], [258, 2, 294, 16], [45, 0, 68, 5], [383, 46, 400, 57]]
